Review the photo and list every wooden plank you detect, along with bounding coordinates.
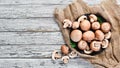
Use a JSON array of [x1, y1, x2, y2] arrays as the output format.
[[0, 59, 94, 68], [0, 32, 64, 45], [0, 18, 60, 32], [0, 45, 61, 58]]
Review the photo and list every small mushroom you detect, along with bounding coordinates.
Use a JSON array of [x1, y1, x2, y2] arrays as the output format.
[[102, 39, 109, 48], [105, 31, 111, 39], [78, 15, 87, 23], [80, 20, 91, 31], [69, 51, 78, 58], [95, 30, 104, 41], [89, 14, 97, 23], [52, 50, 61, 60], [84, 46, 93, 54], [62, 56, 69, 64], [72, 21, 80, 29], [101, 22, 111, 33], [63, 19, 72, 28], [61, 45, 69, 55], [70, 30, 82, 42], [78, 40, 88, 50], [83, 31, 95, 42], [92, 22, 100, 30], [90, 41, 102, 51]]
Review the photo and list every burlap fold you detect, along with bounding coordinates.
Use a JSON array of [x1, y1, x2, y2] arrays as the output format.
[[54, 0, 120, 68]]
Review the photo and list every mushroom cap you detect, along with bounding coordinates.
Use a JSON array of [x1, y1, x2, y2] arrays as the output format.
[[102, 39, 109, 48], [83, 31, 95, 42], [80, 20, 91, 31], [101, 22, 111, 33], [62, 56, 69, 64], [89, 14, 97, 22], [92, 22, 100, 30], [78, 15, 87, 23], [78, 40, 88, 50], [61, 45, 69, 55], [105, 31, 111, 39], [52, 50, 61, 60], [68, 51, 77, 58], [90, 41, 101, 51], [72, 21, 80, 29], [95, 30, 104, 41], [63, 19, 72, 28], [70, 30, 82, 42]]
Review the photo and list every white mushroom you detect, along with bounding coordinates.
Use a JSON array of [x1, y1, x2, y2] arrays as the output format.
[[89, 14, 97, 23], [78, 40, 88, 50], [63, 19, 72, 28], [78, 15, 87, 23], [105, 31, 111, 39], [68, 51, 78, 58], [90, 41, 102, 51], [84, 46, 93, 54], [92, 22, 100, 30], [102, 39, 109, 48], [101, 22, 111, 33], [62, 56, 69, 64], [80, 20, 91, 31], [52, 50, 61, 60], [72, 21, 80, 29], [95, 30, 105, 41], [83, 31, 95, 42]]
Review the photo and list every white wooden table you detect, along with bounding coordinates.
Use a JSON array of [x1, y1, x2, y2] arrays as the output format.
[[0, 0, 119, 68]]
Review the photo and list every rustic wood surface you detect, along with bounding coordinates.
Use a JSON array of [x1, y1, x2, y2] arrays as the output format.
[[0, 0, 119, 68]]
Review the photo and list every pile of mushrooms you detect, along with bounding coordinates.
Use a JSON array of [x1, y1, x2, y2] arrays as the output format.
[[63, 14, 111, 55]]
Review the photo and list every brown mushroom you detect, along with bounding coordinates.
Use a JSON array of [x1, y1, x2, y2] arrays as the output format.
[[83, 31, 95, 42], [102, 39, 109, 48], [52, 50, 61, 60], [105, 31, 111, 39], [68, 51, 78, 58], [63, 19, 72, 28], [101, 22, 111, 33], [78, 40, 88, 50], [84, 46, 93, 54], [62, 56, 69, 64], [92, 22, 100, 30], [90, 41, 102, 51], [89, 14, 97, 23], [61, 45, 69, 55], [78, 15, 87, 23], [95, 30, 105, 41], [80, 20, 91, 31], [72, 21, 80, 29], [70, 30, 82, 42]]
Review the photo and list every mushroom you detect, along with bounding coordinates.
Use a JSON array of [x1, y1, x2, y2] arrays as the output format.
[[92, 22, 100, 30], [61, 45, 69, 55], [78, 40, 88, 50], [105, 31, 111, 39], [70, 30, 82, 42], [69, 51, 78, 58], [83, 31, 95, 42], [84, 46, 93, 54], [90, 41, 102, 51], [80, 20, 91, 31], [78, 15, 87, 23], [101, 22, 111, 33], [62, 56, 69, 64], [89, 14, 97, 23], [52, 50, 61, 60], [95, 30, 105, 41], [63, 19, 72, 28], [102, 39, 109, 48], [72, 21, 80, 29]]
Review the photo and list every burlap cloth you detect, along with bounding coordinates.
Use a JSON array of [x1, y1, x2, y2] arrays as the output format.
[[54, 0, 120, 68]]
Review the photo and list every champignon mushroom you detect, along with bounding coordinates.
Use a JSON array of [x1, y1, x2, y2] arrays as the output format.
[[63, 19, 72, 28], [78, 15, 87, 23], [101, 22, 111, 33], [72, 21, 80, 29], [61, 45, 69, 55], [80, 20, 91, 31], [90, 41, 102, 51], [89, 14, 97, 23], [95, 30, 105, 41], [52, 50, 61, 60], [84, 46, 93, 54], [83, 31, 95, 42], [105, 31, 111, 39], [78, 40, 88, 50], [102, 39, 109, 48], [62, 56, 69, 64], [92, 22, 100, 30], [68, 51, 78, 58], [70, 30, 82, 42]]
